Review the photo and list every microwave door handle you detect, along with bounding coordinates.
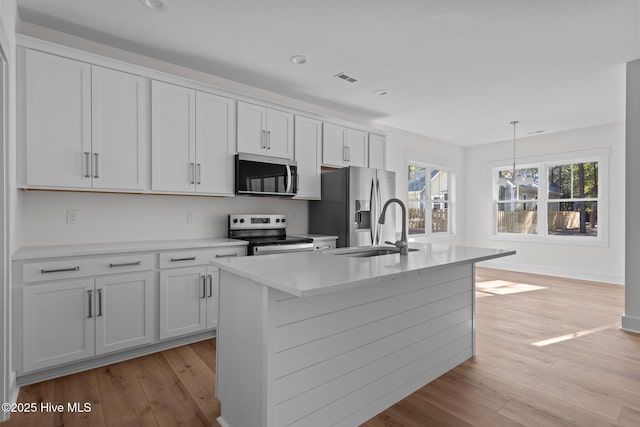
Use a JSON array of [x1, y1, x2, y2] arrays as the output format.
[[285, 164, 292, 193]]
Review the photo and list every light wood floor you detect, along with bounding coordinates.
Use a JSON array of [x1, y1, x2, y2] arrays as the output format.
[[5, 268, 640, 426]]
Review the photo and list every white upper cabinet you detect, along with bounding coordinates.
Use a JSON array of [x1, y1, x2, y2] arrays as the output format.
[[195, 91, 235, 195], [23, 50, 148, 191], [151, 80, 196, 193], [368, 133, 386, 170], [91, 66, 147, 191], [322, 123, 369, 168], [237, 101, 293, 159], [152, 81, 235, 195], [25, 49, 91, 188], [346, 128, 368, 168], [294, 116, 322, 200]]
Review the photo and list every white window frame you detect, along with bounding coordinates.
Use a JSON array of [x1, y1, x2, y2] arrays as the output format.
[[406, 158, 456, 242], [489, 148, 609, 247]]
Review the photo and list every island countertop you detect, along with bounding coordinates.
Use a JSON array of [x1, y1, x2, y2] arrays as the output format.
[[211, 244, 515, 297]]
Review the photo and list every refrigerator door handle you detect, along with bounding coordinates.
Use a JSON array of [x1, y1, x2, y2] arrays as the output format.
[[375, 177, 382, 245], [370, 178, 376, 245]]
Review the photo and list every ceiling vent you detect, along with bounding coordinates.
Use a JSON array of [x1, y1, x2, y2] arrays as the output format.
[[334, 72, 358, 83]]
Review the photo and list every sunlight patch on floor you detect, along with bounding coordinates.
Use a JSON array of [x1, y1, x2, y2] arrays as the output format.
[[531, 323, 619, 347], [476, 280, 547, 295]]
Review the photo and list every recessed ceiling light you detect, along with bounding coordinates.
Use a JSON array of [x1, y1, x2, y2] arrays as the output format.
[[140, 0, 168, 12], [374, 89, 388, 96], [290, 55, 307, 65]]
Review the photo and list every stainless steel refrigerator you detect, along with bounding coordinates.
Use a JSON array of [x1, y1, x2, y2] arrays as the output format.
[[309, 166, 396, 248]]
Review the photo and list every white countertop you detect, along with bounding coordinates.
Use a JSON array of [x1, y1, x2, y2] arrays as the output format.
[[13, 238, 248, 260], [211, 244, 515, 297]]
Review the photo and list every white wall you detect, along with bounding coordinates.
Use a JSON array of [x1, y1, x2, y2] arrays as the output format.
[[623, 60, 640, 333], [384, 127, 465, 243], [464, 122, 625, 284], [21, 191, 309, 246]]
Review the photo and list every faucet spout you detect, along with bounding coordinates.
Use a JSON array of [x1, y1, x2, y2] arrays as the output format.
[[378, 198, 409, 255]]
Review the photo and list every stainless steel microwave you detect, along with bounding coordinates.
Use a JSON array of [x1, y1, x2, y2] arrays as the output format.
[[235, 153, 298, 197]]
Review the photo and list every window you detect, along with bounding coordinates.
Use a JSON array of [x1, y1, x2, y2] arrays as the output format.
[[493, 149, 606, 243], [408, 164, 453, 237]]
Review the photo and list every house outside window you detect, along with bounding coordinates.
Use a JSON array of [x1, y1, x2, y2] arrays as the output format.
[[408, 163, 454, 238], [492, 149, 607, 245]]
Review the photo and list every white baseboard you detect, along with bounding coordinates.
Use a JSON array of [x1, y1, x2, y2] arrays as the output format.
[[621, 315, 640, 334], [478, 259, 624, 285]]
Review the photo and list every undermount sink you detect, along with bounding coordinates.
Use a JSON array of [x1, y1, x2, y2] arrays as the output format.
[[334, 247, 419, 257]]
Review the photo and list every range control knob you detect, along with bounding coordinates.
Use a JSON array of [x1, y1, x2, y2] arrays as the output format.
[[233, 219, 238, 223], [239, 219, 245, 223], [282, 218, 286, 222]]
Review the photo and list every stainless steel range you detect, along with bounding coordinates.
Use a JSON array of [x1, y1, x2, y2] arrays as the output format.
[[228, 214, 314, 255]]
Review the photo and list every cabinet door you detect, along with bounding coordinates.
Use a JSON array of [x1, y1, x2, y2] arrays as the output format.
[[237, 101, 266, 155], [266, 108, 294, 159], [294, 116, 321, 199], [25, 49, 91, 188], [159, 266, 206, 339], [95, 272, 154, 355], [195, 92, 235, 195], [205, 266, 219, 330], [346, 128, 368, 168], [322, 123, 347, 167], [151, 80, 196, 192], [22, 279, 95, 372], [368, 134, 386, 170], [92, 66, 148, 191]]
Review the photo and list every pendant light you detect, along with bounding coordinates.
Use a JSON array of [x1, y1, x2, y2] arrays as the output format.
[[497, 120, 520, 187]]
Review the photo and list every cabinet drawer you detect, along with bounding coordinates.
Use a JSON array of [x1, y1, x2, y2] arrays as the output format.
[[159, 246, 245, 269], [314, 240, 336, 251], [22, 253, 155, 283]]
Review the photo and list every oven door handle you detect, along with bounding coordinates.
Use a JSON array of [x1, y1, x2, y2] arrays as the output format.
[[285, 164, 292, 194], [252, 242, 314, 255]]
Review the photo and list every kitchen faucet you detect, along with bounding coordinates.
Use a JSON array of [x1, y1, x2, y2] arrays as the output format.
[[378, 198, 409, 255]]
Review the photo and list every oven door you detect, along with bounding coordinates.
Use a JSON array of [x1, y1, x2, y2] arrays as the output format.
[[236, 153, 298, 196], [251, 242, 314, 255]]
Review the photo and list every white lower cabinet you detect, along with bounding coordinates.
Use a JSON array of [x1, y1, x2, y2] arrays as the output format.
[[159, 265, 219, 340], [22, 271, 154, 372]]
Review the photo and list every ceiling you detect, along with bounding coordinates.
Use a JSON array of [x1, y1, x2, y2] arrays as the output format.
[[16, 0, 640, 145]]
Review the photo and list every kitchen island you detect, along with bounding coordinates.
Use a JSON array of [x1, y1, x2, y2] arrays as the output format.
[[211, 244, 514, 427]]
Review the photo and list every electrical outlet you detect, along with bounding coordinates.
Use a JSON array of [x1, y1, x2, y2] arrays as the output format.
[[66, 210, 79, 224], [186, 211, 194, 224]]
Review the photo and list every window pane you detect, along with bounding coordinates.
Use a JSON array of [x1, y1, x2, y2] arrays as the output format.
[[572, 162, 598, 198], [431, 202, 448, 233], [498, 168, 538, 201], [548, 201, 598, 236], [408, 165, 426, 234], [496, 202, 538, 234], [548, 165, 572, 199]]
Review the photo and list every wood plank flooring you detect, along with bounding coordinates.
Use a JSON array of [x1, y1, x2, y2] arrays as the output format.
[[5, 268, 640, 426]]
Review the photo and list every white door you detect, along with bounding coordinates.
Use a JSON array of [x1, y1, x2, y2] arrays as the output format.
[[265, 108, 294, 159], [159, 266, 206, 339], [322, 123, 347, 167], [368, 134, 386, 170], [22, 279, 95, 372], [25, 49, 91, 188], [346, 128, 368, 168], [151, 80, 196, 192], [92, 66, 148, 191], [237, 101, 266, 155], [205, 266, 219, 329], [294, 116, 321, 199], [195, 92, 235, 195], [95, 272, 154, 355]]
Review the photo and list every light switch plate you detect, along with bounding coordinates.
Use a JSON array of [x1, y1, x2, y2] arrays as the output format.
[[66, 210, 79, 224]]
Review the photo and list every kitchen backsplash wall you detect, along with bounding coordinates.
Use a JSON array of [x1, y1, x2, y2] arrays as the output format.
[[21, 191, 308, 246]]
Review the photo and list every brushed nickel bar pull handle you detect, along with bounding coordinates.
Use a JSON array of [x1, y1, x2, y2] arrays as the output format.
[[84, 152, 91, 178], [97, 289, 103, 317], [41, 266, 80, 274], [208, 274, 213, 298], [267, 131, 271, 149], [343, 146, 348, 162], [201, 276, 207, 299], [109, 261, 141, 268], [261, 130, 266, 148], [87, 290, 93, 319], [170, 256, 196, 262], [93, 153, 99, 178], [347, 146, 351, 161], [215, 253, 237, 258], [189, 162, 195, 184], [317, 245, 331, 250], [196, 163, 202, 185]]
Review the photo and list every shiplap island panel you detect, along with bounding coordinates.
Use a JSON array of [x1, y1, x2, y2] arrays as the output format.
[[212, 244, 514, 427]]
